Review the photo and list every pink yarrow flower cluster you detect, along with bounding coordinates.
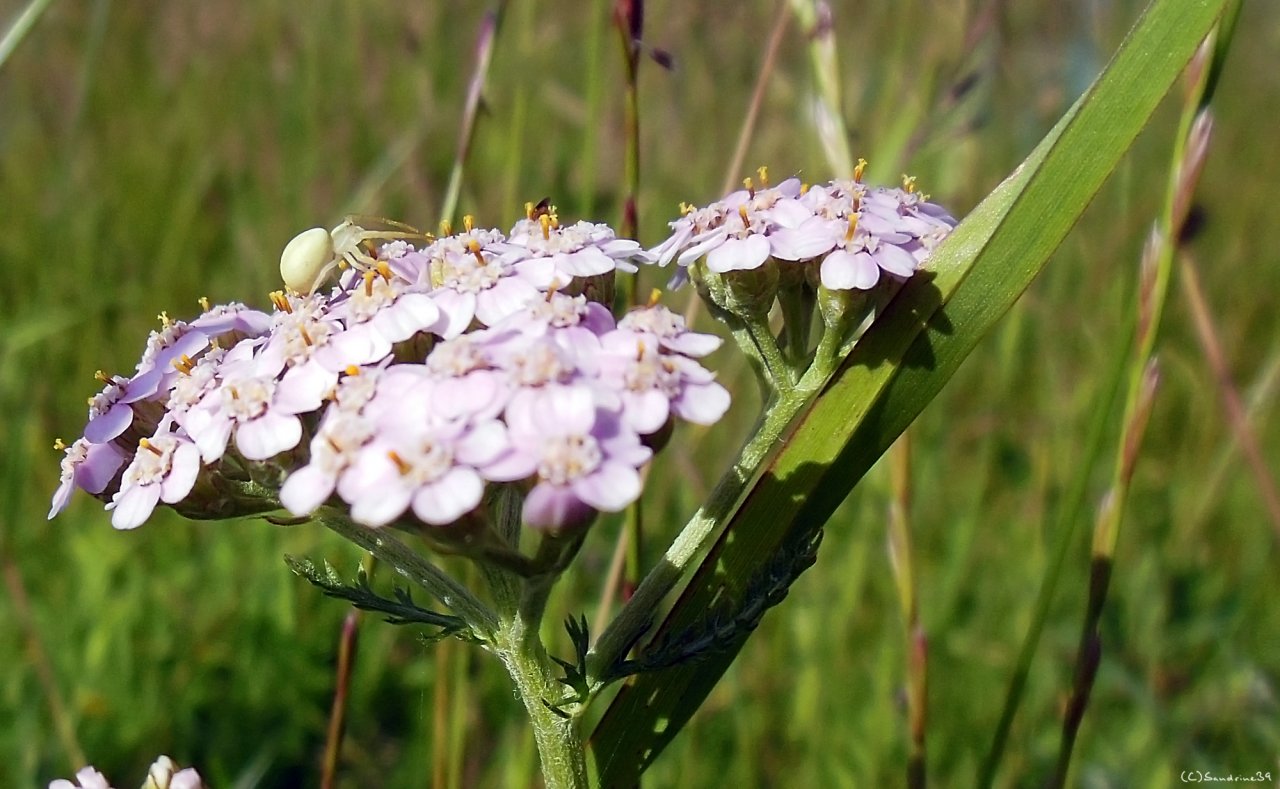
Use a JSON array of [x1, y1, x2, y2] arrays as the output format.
[[51, 208, 727, 532], [650, 164, 957, 290]]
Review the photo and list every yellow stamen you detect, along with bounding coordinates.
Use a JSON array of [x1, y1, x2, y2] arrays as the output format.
[[269, 291, 292, 313], [635, 340, 647, 361], [363, 270, 376, 297], [388, 450, 412, 475], [198, 296, 211, 312], [854, 158, 868, 182], [463, 214, 475, 233], [344, 365, 360, 377], [466, 239, 485, 266], [94, 370, 111, 384], [376, 260, 393, 281], [172, 354, 196, 375], [845, 214, 859, 242], [540, 214, 552, 240], [679, 201, 695, 216], [738, 205, 750, 226], [524, 201, 535, 220], [757, 165, 769, 186], [440, 219, 453, 237], [157, 311, 172, 327], [300, 326, 314, 346], [742, 176, 755, 197], [800, 182, 811, 195], [139, 438, 163, 456], [902, 174, 916, 194], [54, 438, 67, 451], [647, 288, 662, 307]]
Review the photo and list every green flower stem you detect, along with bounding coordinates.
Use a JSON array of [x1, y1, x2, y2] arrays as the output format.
[[481, 528, 590, 787], [318, 510, 498, 638], [741, 313, 794, 390], [493, 614, 590, 788], [777, 278, 816, 371], [587, 344, 840, 687]]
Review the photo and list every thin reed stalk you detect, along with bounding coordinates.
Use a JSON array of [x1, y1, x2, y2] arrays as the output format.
[[1178, 252, 1280, 539], [1047, 27, 1228, 786], [440, 5, 508, 227], [321, 609, 362, 789], [888, 435, 927, 789]]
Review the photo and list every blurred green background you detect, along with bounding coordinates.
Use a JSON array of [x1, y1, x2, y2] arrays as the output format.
[[2, 1, 1277, 786]]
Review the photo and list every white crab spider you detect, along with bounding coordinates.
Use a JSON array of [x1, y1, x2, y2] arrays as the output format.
[[279, 218, 427, 295]]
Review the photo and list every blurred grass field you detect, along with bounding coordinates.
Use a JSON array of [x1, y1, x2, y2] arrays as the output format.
[[2, 1, 1277, 786]]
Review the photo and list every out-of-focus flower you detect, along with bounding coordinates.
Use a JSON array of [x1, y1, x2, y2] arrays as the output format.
[[49, 756, 204, 789], [142, 755, 205, 789], [49, 767, 113, 789]]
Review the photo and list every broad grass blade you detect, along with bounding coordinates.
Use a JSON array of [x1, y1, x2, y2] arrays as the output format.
[[590, 0, 1229, 781]]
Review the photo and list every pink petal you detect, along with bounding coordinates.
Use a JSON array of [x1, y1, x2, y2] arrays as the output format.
[[475, 278, 540, 327], [706, 234, 771, 273], [48, 480, 75, 519], [188, 411, 233, 463], [674, 381, 732, 425], [479, 449, 539, 482], [280, 465, 337, 516], [876, 243, 918, 277], [78, 443, 126, 493], [111, 484, 162, 530], [315, 326, 390, 372], [456, 420, 510, 466], [675, 233, 727, 266], [373, 294, 439, 341], [413, 468, 484, 525], [624, 390, 671, 435], [554, 246, 614, 277], [84, 403, 133, 444], [573, 463, 641, 511], [276, 362, 336, 414], [522, 483, 595, 529], [430, 291, 478, 339], [351, 484, 413, 527], [820, 250, 879, 290], [235, 412, 301, 460], [159, 442, 201, 503]]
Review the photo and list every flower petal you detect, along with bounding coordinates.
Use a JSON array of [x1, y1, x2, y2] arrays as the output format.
[[111, 484, 162, 530]]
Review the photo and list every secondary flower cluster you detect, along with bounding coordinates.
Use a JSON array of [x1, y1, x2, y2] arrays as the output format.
[[652, 164, 957, 291], [50, 755, 203, 789], [51, 209, 729, 532]]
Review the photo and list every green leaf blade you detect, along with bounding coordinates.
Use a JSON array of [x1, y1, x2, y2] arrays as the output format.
[[589, 0, 1227, 782]]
